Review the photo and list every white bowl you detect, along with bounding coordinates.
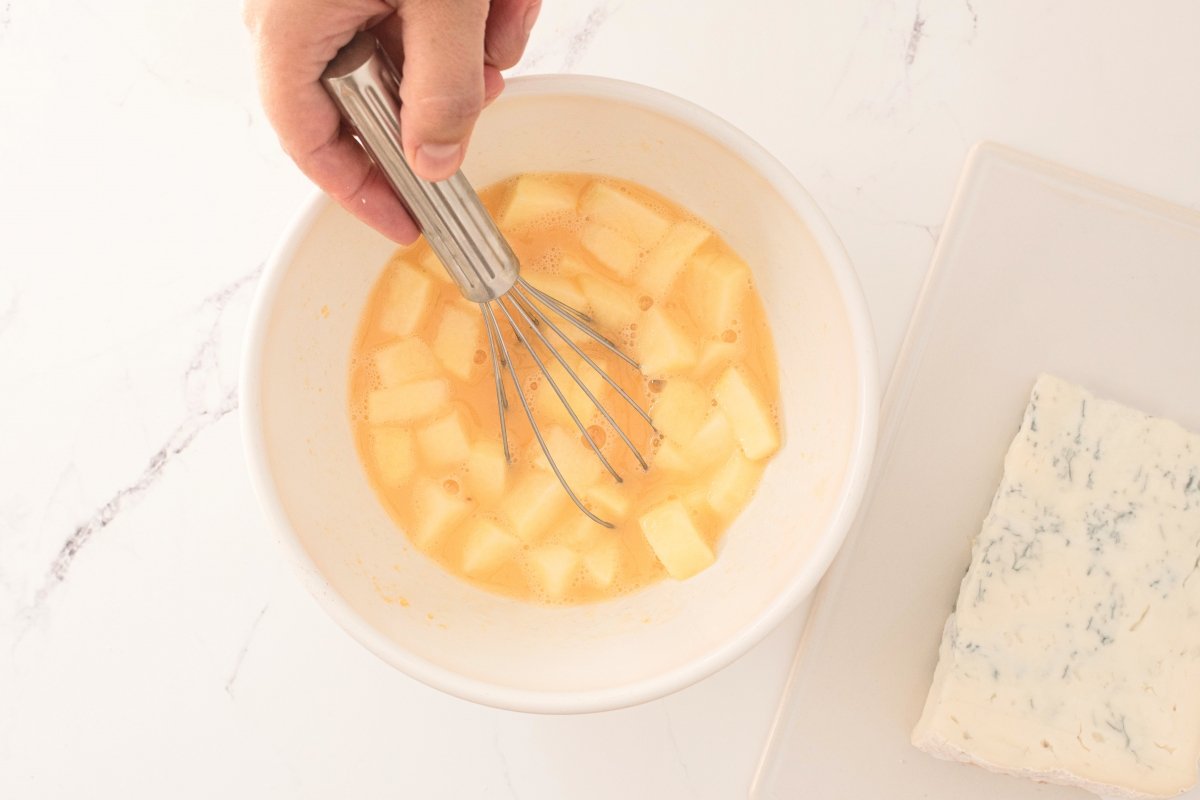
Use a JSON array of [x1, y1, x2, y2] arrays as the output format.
[[241, 75, 878, 714]]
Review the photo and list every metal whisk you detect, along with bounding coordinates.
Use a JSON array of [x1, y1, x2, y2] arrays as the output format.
[[322, 32, 654, 527]]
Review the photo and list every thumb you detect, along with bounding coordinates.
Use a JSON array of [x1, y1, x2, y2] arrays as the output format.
[[384, 0, 489, 181]]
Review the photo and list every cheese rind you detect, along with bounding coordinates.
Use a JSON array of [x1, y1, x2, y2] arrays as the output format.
[[912, 374, 1200, 800]]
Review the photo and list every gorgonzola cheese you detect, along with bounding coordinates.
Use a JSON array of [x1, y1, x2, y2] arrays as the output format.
[[913, 374, 1200, 799]]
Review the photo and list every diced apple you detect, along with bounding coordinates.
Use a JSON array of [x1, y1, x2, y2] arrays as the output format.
[[497, 174, 578, 228], [579, 182, 670, 247], [707, 450, 766, 517], [639, 221, 711, 298], [535, 355, 609, 427], [556, 253, 591, 276], [581, 222, 641, 278], [695, 339, 741, 380], [713, 366, 779, 460], [650, 378, 709, 443], [464, 440, 507, 504], [530, 426, 605, 488], [582, 538, 619, 588], [652, 439, 691, 472], [637, 307, 697, 376], [579, 274, 640, 332], [461, 517, 521, 577], [522, 273, 588, 313], [409, 478, 471, 550], [377, 263, 435, 336], [417, 409, 473, 467], [583, 482, 631, 521], [687, 411, 735, 468], [366, 379, 449, 425], [561, 514, 603, 550], [373, 338, 440, 387], [526, 544, 580, 599], [502, 471, 567, 543], [432, 304, 483, 381], [417, 245, 453, 284], [639, 499, 714, 580], [369, 427, 416, 485], [684, 252, 749, 333]]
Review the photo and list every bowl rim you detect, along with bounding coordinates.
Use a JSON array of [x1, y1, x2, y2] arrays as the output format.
[[240, 73, 879, 714]]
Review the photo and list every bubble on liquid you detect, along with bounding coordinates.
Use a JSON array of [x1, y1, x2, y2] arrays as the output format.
[[648, 379, 665, 394], [443, 479, 460, 495], [638, 295, 654, 311], [473, 349, 487, 365], [721, 329, 738, 343]]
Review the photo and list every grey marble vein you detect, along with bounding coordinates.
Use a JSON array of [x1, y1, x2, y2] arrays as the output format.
[[24, 263, 263, 614], [225, 603, 269, 697], [905, 6, 926, 66], [965, 0, 979, 37], [662, 708, 698, 796], [492, 730, 522, 800], [561, 4, 615, 71]]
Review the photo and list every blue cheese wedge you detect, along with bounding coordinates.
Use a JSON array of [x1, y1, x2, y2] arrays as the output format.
[[913, 374, 1200, 799]]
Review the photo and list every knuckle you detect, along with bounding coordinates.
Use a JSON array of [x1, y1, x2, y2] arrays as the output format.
[[407, 90, 485, 135]]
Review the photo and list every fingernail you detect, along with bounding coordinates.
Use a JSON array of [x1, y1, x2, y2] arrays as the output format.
[[522, 2, 541, 40], [415, 142, 463, 180]]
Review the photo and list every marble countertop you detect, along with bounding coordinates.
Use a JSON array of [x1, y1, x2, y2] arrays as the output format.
[[3, 0, 1199, 796]]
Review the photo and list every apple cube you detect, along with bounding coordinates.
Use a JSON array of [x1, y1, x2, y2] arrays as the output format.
[[502, 471, 567, 543], [707, 450, 766, 517], [432, 304, 483, 381], [579, 181, 669, 247], [535, 355, 609, 427], [581, 222, 641, 278], [417, 245, 454, 284], [409, 478, 471, 550], [582, 538, 620, 588], [461, 517, 521, 577], [583, 482, 631, 521], [650, 378, 709, 443], [373, 338, 440, 387], [497, 174, 577, 228], [694, 339, 741, 380], [684, 252, 749, 333], [522, 273, 587, 313], [688, 411, 735, 468], [637, 307, 697, 376], [579, 274, 640, 332], [366, 379, 448, 425], [713, 366, 779, 459], [526, 544, 580, 600], [561, 515, 603, 550], [639, 499, 714, 580], [652, 440, 691, 472], [377, 263, 435, 336], [369, 427, 417, 485], [531, 426, 605, 488], [556, 253, 591, 277], [464, 440, 507, 504], [639, 221, 711, 298], [417, 409, 473, 467]]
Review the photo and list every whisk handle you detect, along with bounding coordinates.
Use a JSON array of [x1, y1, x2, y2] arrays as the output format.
[[321, 32, 519, 302]]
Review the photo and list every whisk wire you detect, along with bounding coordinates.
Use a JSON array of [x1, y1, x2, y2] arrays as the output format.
[[490, 301, 615, 529], [480, 303, 511, 463], [500, 296, 624, 484], [509, 286, 653, 471], [517, 278, 640, 371]]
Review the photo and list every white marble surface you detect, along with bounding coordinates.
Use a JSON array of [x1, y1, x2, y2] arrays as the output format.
[[2, 0, 1199, 797]]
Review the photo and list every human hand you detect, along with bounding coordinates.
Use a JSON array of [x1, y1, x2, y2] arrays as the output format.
[[245, 0, 541, 243]]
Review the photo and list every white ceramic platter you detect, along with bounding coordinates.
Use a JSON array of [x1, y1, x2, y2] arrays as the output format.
[[751, 143, 1200, 800]]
